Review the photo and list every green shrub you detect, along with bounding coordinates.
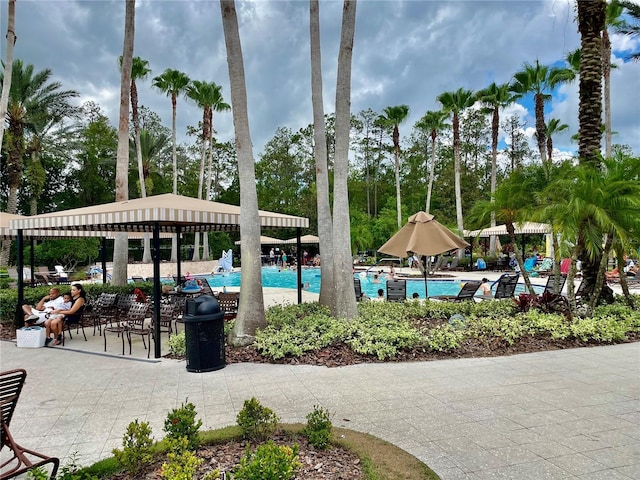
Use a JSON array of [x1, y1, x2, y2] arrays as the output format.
[[168, 331, 186, 356], [27, 453, 99, 480], [303, 405, 332, 450], [426, 324, 467, 351], [236, 397, 279, 441], [164, 400, 202, 451], [112, 419, 154, 475], [571, 317, 629, 342], [160, 436, 204, 480], [233, 441, 301, 480]]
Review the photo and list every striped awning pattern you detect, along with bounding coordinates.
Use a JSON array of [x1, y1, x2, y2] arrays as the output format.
[[282, 234, 320, 244], [1, 212, 171, 240], [465, 222, 552, 238], [9, 194, 309, 234], [234, 235, 287, 245]]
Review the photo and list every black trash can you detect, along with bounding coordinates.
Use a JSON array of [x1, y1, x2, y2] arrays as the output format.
[[183, 295, 226, 372]]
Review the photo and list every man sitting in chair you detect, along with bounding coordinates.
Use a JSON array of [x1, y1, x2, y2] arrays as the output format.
[[23, 287, 67, 325]]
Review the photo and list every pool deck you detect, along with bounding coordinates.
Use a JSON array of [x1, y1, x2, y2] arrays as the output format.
[[2, 269, 638, 479]]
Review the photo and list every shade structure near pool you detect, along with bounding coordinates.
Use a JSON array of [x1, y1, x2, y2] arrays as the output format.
[[378, 211, 469, 298]]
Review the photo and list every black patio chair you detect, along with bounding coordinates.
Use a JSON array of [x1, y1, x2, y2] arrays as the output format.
[[544, 274, 566, 294], [493, 273, 520, 299], [354, 277, 363, 301], [432, 281, 482, 302], [386, 279, 406, 302]]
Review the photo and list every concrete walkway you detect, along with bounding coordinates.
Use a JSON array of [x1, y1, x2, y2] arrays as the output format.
[[1, 340, 638, 479]]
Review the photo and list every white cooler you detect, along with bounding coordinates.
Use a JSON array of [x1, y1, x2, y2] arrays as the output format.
[[16, 326, 46, 348]]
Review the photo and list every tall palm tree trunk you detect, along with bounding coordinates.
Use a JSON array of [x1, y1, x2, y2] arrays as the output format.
[[203, 108, 214, 261], [426, 131, 436, 214], [113, 0, 135, 286], [332, 0, 358, 319], [170, 91, 179, 262], [603, 28, 612, 158], [489, 107, 499, 256], [534, 93, 548, 163], [310, 0, 335, 308], [0, 0, 16, 156], [221, 0, 266, 345], [453, 113, 464, 259], [577, 0, 606, 294], [393, 140, 402, 228]]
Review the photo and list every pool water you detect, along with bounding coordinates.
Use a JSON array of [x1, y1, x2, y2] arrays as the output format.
[[204, 267, 537, 298]]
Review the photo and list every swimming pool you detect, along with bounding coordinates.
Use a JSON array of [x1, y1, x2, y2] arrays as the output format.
[[204, 267, 538, 298]]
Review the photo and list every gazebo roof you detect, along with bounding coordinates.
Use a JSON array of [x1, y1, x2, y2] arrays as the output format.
[[10, 194, 309, 233], [465, 222, 552, 238]]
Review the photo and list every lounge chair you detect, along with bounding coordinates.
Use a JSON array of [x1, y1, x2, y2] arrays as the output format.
[[354, 278, 363, 301], [491, 273, 520, 299], [440, 257, 461, 272], [386, 279, 406, 302], [560, 258, 571, 276], [431, 281, 482, 302], [1, 369, 60, 480], [544, 275, 566, 294], [523, 257, 537, 273], [131, 275, 145, 283]]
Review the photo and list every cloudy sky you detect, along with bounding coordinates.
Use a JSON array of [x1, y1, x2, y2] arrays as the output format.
[[2, 0, 639, 158]]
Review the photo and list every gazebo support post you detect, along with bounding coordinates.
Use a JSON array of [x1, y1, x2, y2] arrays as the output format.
[[176, 226, 182, 282], [16, 230, 24, 324], [101, 238, 107, 284], [153, 224, 161, 358], [29, 238, 35, 286], [296, 227, 302, 304]]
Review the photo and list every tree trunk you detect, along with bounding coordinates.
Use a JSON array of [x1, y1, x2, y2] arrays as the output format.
[[394, 140, 402, 228], [192, 136, 206, 262], [0, 0, 16, 157], [221, 0, 265, 345], [602, 28, 612, 158], [534, 93, 547, 163], [489, 107, 498, 256], [453, 113, 464, 259], [113, 0, 135, 286], [506, 224, 534, 294], [425, 131, 436, 214], [310, 0, 335, 308], [577, 0, 606, 297], [332, 0, 358, 319], [170, 92, 178, 262]]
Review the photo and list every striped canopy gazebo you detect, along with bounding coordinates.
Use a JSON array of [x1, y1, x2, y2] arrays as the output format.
[[9, 194, 309, 357]]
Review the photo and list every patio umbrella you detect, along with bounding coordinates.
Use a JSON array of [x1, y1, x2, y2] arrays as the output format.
[[378, 211, 469, 298]]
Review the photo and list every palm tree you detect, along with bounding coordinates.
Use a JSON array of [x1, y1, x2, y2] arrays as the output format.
[[310, 0, 335, 309], [510, 60, 574, 163], [185, 80, 230, 260], [437, 88, 476, 258], [0, 0, 16, 155], [151, 68, 191, 262], [112, 0, 135, 286], [544, 118, 568, 162], [616, 0, 640, 61], [414, 110, 447, 215], [477, 82, 512, 256], [538, 154, 640, 313], [603, 1, 625, 158], [576, 0, 606, 296], [0, 60, 79, 266], [379, 105, 409, 228], [220, 0, 266, 345], [332, 0, 358, 319]]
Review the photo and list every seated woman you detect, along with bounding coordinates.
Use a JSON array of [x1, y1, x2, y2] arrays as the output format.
[[45, 283, 86, 346]]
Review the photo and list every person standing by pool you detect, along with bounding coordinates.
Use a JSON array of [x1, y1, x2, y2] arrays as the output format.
[[282, 251, 288, 268], [269, 248, 275, 265]]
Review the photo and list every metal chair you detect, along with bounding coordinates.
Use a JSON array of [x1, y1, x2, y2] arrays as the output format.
[[354, 278, 363, 301], [217, 292, 240, 319], [493, 273, 520, 299], [544, 275, 567, 294], [90, 293, 118, 335], [1, 369, 59, 480], [125, 303, 152, 357]]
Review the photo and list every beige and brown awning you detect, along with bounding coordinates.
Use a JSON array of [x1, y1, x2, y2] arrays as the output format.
[[10, 193, 309, 233], [464, 222, 552, 238]]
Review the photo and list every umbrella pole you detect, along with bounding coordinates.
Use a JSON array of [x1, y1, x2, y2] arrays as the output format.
[[422, 256, 429, 300]]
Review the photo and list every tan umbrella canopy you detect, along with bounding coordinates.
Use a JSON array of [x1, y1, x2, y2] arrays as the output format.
[[379, 211, 468, 258], [282, 234, 319, 245], [234, 235, 286, 245], [378, 211, 469, 298]]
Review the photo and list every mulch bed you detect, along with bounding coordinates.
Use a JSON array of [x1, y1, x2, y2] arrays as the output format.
[[108, 433, 364, 480]]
